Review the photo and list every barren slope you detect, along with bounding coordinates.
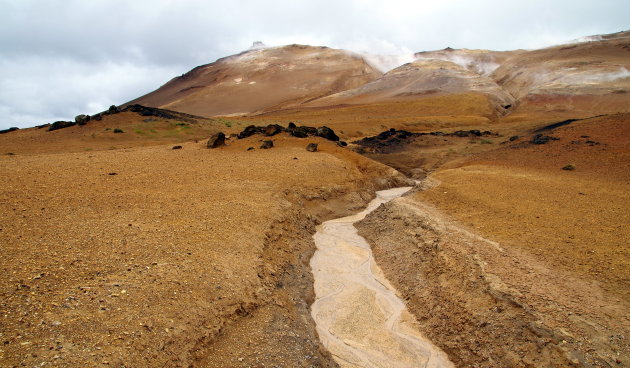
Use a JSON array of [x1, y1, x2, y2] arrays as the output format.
[[305, 59, 515, 117], [492, 31, 630, 116], [127, 45, 382, 117]]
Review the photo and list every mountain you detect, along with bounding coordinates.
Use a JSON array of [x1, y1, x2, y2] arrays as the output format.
[[127, 45, 382, 117], [492, 30, 630, 115], [126, 31, 629, 123]]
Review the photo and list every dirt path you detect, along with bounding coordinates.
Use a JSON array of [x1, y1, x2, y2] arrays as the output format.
[[310, 187, 453, 368]]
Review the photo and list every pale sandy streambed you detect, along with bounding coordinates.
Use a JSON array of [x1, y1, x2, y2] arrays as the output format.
[[310, 187, 453, 368]]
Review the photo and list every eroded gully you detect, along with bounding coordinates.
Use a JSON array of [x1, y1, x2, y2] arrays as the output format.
[[310, 187, 454, 368]]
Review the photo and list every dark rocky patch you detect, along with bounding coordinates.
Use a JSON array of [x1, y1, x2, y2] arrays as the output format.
[[306, 143, 318, 152], [0, 127, 19, 134], [354, 128, 499, 153], [172, 145, 183, 150], [48, 121, 76, 131], [531, 134, 559, 145], [534, 115, 606, 133], [260, 140, 274, 149], [236, 123, 342, 143], [207, 132, 226, 148]]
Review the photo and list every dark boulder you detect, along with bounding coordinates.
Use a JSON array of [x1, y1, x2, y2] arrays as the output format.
[[306, 143, 318, 152], [337, 141, 348, 147], [260, 140, 274, 149], [172, 145, 183, 150], [265, 124, 283, 136], [317, 126, 339, 142], [108, 105, 119, 114], [288, 122, 297, 129], [75, 114, 91, 125], [48, 121, 76, 131], [289, 126, 310, 138], [0, 127, 19, 134], [509, 135, 520, 141], [92, 114, 103, 121], [207, 132, 226, 148], [36, 123, 50, 129], [238, 125, 263, 139]]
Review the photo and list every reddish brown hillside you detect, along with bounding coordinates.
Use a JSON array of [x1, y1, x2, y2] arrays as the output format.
[[127, 45, 382, 117]]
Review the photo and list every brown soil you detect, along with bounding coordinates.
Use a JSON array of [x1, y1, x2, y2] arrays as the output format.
[[356, 113, 629, 367], [0, 135, 409, 367]]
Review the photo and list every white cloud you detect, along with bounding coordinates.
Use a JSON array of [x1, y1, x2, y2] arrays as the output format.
[[0, 0, 629, 128]]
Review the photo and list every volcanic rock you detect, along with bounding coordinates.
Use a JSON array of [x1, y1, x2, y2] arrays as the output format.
[[0, 127, 19, 134], [207, 132, 226, 148], [316, 126, 340, 141], [260, 140, 274, 149], [306, 143, 318, 152], [75, 114, 91, 125], [48, 121, 76, 132], [265, 124, 283, 136]]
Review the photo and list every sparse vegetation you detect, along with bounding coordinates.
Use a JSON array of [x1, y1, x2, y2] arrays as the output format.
[[480, 139, 493, 144]]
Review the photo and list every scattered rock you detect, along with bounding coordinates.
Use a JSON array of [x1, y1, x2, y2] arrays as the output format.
[[108, 105, 119, 114], [509, 135, 520, 141], [288, 122, 297, 129], [562, 164, 576, 171], [207, 132, 226, 148], [113, 128, 124, 134], [0, 127, 19, 134], [36, 123, 50, 129], [316, 126, 340, 141], [172, 145, 183, 150], [306, 143, 318, 152], [108, 172, 118, 176], [289, 126, 310, 138], [74, 114, 91, 126], [531, 134, 559, 144], [247, 147, 255, 151], [337, 141, 348, 147], [265, 124, 283, 136], [260, 140, 274, 149], [238, 125, 263, 139], [48, 121, 76, 131], [92, 114, 103, 121]]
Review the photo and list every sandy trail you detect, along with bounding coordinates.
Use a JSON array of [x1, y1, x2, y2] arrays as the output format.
[[310, 187, 453, 368]]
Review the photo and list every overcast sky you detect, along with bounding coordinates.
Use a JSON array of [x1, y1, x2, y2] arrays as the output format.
[[1, 0, 628, 129]]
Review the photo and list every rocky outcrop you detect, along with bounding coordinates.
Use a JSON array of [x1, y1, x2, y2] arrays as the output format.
[[74, 114, 91, 125], [0, 127, 19, 134], [48, 121, 76, 131], [237, 124, 342, 143]]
